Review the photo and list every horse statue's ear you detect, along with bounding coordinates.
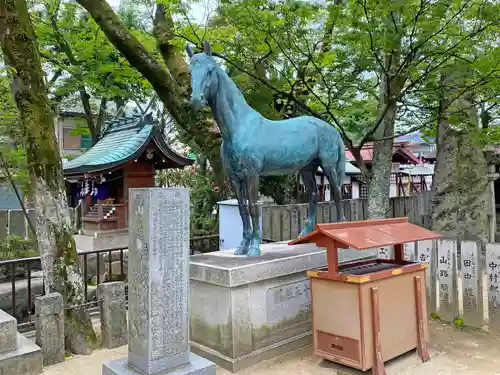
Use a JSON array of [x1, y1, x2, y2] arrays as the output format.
[[186, 44, 194, 58], [203, 40, 212, 56]]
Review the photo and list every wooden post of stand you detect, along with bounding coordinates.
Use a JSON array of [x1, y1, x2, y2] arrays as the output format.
[[326, 243, 339, 276], [414, 276, 430, 362], [394, 243, 404, 262], [317, 237, 339, 276], [370, 287, 386, 375]]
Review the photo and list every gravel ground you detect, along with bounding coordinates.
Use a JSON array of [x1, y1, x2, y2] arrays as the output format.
[[41, 320, 500, 375]]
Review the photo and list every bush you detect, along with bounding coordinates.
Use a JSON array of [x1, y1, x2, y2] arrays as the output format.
[[0, 235, 38, 261]]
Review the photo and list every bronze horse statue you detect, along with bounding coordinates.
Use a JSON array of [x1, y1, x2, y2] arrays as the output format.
[[187, 41, 346, 256]]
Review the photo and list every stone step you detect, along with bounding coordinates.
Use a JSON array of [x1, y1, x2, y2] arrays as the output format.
[[0, 309, 17, 353], [84, 212, 116, 219], [0, 333, 42, 375]]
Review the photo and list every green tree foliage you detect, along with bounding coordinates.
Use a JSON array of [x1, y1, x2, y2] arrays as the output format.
[[178, 0, 500, 216], [157, 162, 221, 235], [32, 0, 155, 143]]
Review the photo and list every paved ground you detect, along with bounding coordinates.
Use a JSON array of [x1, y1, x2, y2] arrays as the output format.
[[42, 320, 500, 375]]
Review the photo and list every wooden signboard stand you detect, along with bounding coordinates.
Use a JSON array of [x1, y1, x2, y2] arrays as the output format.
[[289, 217, 441, 375]]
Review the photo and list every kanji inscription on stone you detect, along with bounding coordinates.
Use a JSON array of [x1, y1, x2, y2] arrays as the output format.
[[461, 241, 483, 328], [486, 243, 500, 331], [417, 239, 435, 303], [437, 239, 456, 322], [417, 239, 433, 265]]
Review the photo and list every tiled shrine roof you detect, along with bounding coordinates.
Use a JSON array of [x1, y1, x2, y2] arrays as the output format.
[[63, 114, 194, 176]]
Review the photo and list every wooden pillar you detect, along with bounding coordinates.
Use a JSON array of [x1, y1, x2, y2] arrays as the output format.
[[97, 199, 103, 232], [97, 200, 103, 217], [394, 243, 404, 262], [370, 287, 386, 375], [414, 276, 430, 362]]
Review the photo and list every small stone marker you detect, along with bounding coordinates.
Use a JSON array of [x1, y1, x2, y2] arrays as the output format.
[[376, 245, 394, 260], [403, 242, 416, 261], [460, 241, 483, 328], [35, 292, 65, 366], [98, 282, 127, 349], [103, 188, 215, 375], [486, 243, 500, 331], [437, 239, 457, 322], [417, 239, 436, 314]]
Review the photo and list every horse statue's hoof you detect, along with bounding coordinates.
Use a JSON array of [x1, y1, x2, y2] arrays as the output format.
[[247, 247, 261, 257], [234, 246, 248, 256], [299, 222, 315, 237]]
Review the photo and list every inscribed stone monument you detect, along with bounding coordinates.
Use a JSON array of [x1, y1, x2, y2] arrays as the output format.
[[103, 188, 215, 375]]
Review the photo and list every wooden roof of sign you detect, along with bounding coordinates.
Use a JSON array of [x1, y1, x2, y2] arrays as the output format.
[[63, 114, 194, 177], [289, 217, 441, 250]]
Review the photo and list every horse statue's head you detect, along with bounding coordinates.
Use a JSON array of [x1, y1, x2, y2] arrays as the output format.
[[186, 41, 218, 110]]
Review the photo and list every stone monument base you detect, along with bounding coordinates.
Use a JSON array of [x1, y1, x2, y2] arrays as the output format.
[[103, 353, 215, 375], [189, 242, 374, 372]]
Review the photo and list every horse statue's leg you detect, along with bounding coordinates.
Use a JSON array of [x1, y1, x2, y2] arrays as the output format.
[[230, 178, 252, 255], [247, 175, 262, 257], [299, 167, 318, 237], [322, 166, 346, 222]]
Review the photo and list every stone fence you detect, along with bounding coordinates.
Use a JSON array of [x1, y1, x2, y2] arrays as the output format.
[[31, 281, 128, 366]]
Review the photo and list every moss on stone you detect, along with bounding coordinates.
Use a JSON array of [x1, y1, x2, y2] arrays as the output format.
[[251, 310, 312, 343], [190, 316, 229, 353]]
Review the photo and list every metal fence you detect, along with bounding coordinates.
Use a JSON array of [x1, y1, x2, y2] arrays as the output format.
[[1, 234, 223, 328], [0, 247, 127, 330]]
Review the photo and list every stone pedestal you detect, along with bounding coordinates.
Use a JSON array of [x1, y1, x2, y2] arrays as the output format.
[[35, 293, 64, 365], [0, 309, 42, 375], [189, 243, 373, 372], [103, 188, 215, 375]]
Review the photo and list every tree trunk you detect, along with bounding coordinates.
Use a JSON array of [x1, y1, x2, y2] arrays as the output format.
[[152, 2, 228, 195], [153, 2, 189, 97], [431, 74, 489, 242], [367, 51, 404, 219], [0, 0, 97, 354]]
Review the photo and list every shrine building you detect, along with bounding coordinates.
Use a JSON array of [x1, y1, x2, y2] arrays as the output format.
[[63, 113, 194, 250]]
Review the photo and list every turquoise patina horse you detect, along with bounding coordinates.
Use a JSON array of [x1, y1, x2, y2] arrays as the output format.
[[187, 41, 346, 256]]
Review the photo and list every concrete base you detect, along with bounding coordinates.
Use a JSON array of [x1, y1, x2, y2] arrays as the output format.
[[0, 334, 43, 375], [189, 242, 374, 372], [191, 330, 312, 372], [75, 230, 128, 251], [102, 353, 215, 375]]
